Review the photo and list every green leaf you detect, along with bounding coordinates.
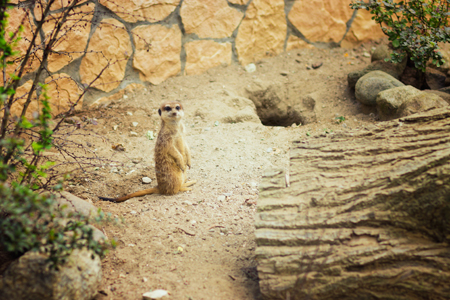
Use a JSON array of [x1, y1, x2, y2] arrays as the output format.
[[392, 39, 400, 48], [20, 118, 34, 129]]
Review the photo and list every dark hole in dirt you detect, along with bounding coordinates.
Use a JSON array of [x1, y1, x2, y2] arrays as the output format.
[[257, 111, 304, 127], [245, 82, 317, 127]]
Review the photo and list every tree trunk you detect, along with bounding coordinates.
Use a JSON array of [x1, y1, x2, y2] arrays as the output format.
[[256, 107, 450, 300]]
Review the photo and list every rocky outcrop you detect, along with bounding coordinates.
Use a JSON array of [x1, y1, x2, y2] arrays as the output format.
[[79, 18, 132, 93], [180, 0, 243, 38], [0, 249, 101, 300], [355, 71, 404, 106], [235, 0, 286, 66], [132, 24, 182, 85], [185, 41, 232, 75]]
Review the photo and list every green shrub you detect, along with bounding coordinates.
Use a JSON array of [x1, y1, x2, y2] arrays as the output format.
[[351, 0, 450, 72], [0, 0, 114, 269]]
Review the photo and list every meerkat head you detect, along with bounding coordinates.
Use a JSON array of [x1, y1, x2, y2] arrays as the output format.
[[158, 102, 184, 122]]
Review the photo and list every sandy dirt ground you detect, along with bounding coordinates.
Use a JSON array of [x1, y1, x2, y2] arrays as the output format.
[[65, 40, 384, 300]]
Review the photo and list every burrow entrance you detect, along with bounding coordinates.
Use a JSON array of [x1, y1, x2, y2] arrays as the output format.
[[245, 81, 317, 127]]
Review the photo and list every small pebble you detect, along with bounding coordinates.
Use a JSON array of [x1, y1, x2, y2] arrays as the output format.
[[266, 148, 273, 153], [182, 200, 193, 206], [142, 177, 152, 184], [132, 122, 138, 127], [130, 131, 138, 136], [143, 289, 169, 299], [245, 63, 256, 73], [217, 195, 226, 202], [127, 111, 133, 116], [130, 210, 137, 215]]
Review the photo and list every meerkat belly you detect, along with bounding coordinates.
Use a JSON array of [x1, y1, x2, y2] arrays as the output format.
[[155, 155, 184, 195]]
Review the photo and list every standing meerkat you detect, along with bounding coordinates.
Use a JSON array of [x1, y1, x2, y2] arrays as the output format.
[[99, 101, 196, 203]]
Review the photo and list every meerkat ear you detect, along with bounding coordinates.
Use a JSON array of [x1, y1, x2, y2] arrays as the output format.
[[158, 108, 161, 116]]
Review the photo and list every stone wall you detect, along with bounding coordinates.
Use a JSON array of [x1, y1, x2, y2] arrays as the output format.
[[9, 0, 383, 109]]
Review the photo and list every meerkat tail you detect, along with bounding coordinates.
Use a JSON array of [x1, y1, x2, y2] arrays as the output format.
[[98, 187, 159, 203]]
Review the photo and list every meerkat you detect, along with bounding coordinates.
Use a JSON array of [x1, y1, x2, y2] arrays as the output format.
[[99, 101, 196, 203]]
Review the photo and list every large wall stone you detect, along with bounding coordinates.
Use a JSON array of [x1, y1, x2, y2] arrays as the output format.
[[79, 18, 132, 92], [180, 0, 243, 38], [132, 24, 182, 85], [185, 40, 232, 75], [342, 8, 384, 47], [43, 4, 94, 73], [235, 0, 286, 66], [6, 7, 40, 77], [99, 0, 180, 23], [286, 35, 314, 51], [44, 73, 84, 116], [288, 0, 353, 43], [229, 0, 250, 4], [10, 80, 38, 119]]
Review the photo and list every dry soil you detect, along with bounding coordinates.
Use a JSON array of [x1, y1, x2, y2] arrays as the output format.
[[66, 39, 384, 300]]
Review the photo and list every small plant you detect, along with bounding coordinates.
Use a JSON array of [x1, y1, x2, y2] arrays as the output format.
[[350, 0, 450, 72], [0, 0, 114, 269], [335, 116, 345, 123]]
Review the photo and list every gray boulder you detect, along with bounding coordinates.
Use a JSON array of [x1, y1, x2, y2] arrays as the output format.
[[376, 85, 422, 120], [398, 93, 449, 118], [54, 191, 100, 218], [423, 90, 450, 105], [371, 44, 391, 62], [54, 192, 107, 242], [0, 249, 101, 300], [348, 60, 407, 89], [355, 71, 405, 106]]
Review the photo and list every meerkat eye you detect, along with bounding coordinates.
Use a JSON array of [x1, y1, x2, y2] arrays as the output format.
[[164, 106, 172, 112], [176, 106, 180, 111]]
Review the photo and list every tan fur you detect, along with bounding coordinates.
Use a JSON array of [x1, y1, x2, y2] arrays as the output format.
[[99, 102, 196, 203]]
